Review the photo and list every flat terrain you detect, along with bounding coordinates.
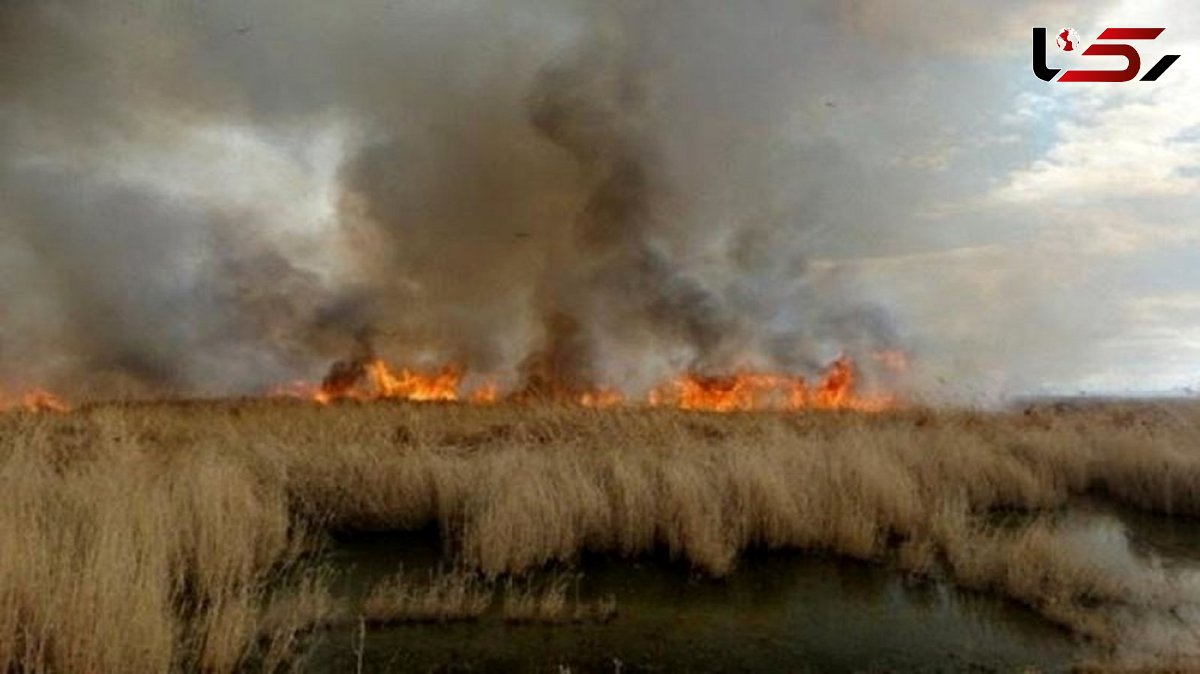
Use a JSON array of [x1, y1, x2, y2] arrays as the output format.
[[1, 399, 1199, 672]]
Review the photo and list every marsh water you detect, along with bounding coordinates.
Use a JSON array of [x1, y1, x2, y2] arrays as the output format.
[[300, 502, 1200, 673]]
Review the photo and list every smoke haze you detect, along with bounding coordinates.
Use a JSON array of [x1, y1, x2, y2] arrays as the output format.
[[2, 0, 1196, 401]]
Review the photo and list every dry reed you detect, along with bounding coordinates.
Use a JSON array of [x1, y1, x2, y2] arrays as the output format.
[[359, 568, 616, 625], [361, 568, 490, 624], [0, 398, 1198, 670], [501, 575, 617, 624]]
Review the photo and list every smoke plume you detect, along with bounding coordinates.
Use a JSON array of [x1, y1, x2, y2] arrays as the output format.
[[5, 0, 1101, 400]]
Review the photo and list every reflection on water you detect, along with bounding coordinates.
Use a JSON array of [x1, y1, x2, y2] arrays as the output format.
[[1094, 501, 1200, 566], [303, 531, 1081, 673], [1054, 500, 1200, 660]]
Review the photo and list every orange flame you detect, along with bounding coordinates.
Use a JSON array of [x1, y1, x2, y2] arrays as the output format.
[[648, 357, 892, 413], [0, 388, 70, 414], [580, 388, 624, 409], [651, 372, 798, 412], [365, 360, 460, 402], [276, 359, 495, 405], [275, 355, 898, 412]]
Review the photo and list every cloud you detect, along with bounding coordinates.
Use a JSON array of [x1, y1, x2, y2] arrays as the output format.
[[993, 3, 1200, 205]]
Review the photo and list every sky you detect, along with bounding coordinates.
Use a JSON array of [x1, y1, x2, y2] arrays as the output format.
[[0, 0, 1197, 402], [848, 0, 1200, 396]]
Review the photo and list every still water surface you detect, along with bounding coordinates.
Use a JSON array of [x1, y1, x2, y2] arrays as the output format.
[[303, 530, 1089, 672]]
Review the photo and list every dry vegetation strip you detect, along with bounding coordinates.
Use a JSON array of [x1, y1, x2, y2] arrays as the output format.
[[360, 568, 615, 625], [0, 399, 1198, 671], [362, 568, 490, 624]]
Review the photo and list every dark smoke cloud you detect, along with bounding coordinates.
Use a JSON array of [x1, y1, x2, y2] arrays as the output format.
[[0, 161, 352, 395], [0, 0, 945, 398]]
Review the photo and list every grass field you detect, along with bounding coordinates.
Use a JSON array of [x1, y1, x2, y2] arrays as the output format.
[[1, 398, 1198, 671]]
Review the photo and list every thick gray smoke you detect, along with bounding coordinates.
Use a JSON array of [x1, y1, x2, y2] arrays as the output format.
[[5, 0, 1087, 399]]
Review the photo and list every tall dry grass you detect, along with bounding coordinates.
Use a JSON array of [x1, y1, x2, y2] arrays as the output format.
[[0, 398, 1198, 670], [359, 568, 616, 625], [0, 410, 337, 673], [362, 568, 490, 624]]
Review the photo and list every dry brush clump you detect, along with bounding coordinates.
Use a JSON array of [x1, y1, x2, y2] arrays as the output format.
[[362, 568, 490, 624], [501, 574, 617, 624], [1, 398, 1199, 670], [358, 568, 616, 625], [0, 411, 338, 673]]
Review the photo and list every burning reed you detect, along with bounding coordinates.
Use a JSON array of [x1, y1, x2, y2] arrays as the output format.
[[0, 399, 1199, 671], [271, 353, 897, 412]]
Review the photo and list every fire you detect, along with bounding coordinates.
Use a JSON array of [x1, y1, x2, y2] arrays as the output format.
[[276, 355, 898, 412], [365, 360, 460, 402], [651, 372, 801, 412], [1, 354, 896, 415], [580, 388, 624, 409], [276, 358, 496, 405], [647, 356, 889, 413], [814, 356, 853, 407], [0, 388, 70, 414]]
